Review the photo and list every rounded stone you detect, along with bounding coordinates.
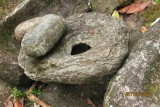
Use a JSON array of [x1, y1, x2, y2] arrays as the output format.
[[21, 14, 66, 57], [15, 17, 42, 42], [19, 13, 129, 84]]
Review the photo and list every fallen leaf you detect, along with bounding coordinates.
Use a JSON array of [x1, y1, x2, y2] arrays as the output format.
[[14, 100, 22, 107], [140, 26, 147, 34], [112, 10, 120, 18], [86, 98, 97, 107], [119, 0, 151, 14], [4, 95, 13, 107], [4, 100, 13, 107]]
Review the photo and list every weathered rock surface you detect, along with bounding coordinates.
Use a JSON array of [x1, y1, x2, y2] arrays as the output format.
[[0, 0, 88, 86], [41, 84, 89, 107], [0, 79, 11, 106], [104, 21, 160, 107], [21, 14, 66, 57], [0, 49, 32, 86], [38, 0, 89, 17], [0, 0, 44, 33], [0, 0, 44, 86], [90, 0, 122, 14], [0, 0, 88, 33], [15, 17, 42, 42], [18, 13, 129, 84], [41, 79, 111, 107]]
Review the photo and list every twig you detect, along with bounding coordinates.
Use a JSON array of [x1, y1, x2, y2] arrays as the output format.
[[27, 94, 51, 107], [86, 98, 97, 107], [4, 95, 13, 107], [27, 82, 51, 107], [6, 95, 12, 101], [26, 82, 37, 94]]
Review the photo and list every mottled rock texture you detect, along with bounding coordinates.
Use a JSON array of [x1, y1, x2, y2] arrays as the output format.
[[0, 0, 44, 86], [21, 14, 66, 57], [40, 75, 113, 107], [0, 58, 32, 86], [104, 21, 160, 107], [15, 17, 42, 42], [18, 13, 129, 84], [90, 0, 122, 14], [0, 79, 11, 106], [41, 84, 100, 107], [41, 84, 90, 107], [0, 0, 88, 86]]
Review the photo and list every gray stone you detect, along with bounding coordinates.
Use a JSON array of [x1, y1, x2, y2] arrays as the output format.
[[38, 0, 89, 17], [15, 17, 42, 42], [90, 0, 121, 14], [0, 0, 88, 85], [0, 79, 11, 106], [41, 84, 90, 107], [104, 21, 160, 107], [0, 49, 32, 86], [41, 79, 111, 107], [0, 0, 44, 33], [18, 13, 129, 84], [0, 0, 43, 86], [21, 14, 66, 57]]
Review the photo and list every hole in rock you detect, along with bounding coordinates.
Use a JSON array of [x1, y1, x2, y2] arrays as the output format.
[[71, 43, 91, 55]]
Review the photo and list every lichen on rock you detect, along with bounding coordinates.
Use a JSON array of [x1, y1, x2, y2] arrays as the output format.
[[104, 20, 160, 107]]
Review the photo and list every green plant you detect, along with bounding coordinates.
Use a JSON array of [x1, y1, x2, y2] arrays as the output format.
[[26, 100, 34, 107], [149, 85, 159, 96], [155, 0, 160, 3], [11, 87, 42, 99], [31, 88, 42, 96], [11, 87, 26, 100], [0, 0, 4, 5]]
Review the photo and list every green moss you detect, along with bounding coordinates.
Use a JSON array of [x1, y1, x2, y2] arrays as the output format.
[[143, 70, 159, 98], [155, 0, 160, 3], [0, 1, 16, 48], [143, 56, 160, 99], [0, 29, 11, 44], [139, 4, 160, 27], [0, 0, 5, 4], [149, 85, 159, 96]]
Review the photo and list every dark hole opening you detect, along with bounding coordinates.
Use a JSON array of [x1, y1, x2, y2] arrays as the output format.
[[71, 43, 91, 55]]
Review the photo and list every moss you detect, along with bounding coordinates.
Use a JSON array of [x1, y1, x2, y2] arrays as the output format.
[[0, 0, 21, 48], [143, 56, 160, 99], [0, 29, 11, 44], [0, 0, 22, 18], [143, 67, 159, 98], [139, 3, 160, 27], [0, 24, 15, 51]]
